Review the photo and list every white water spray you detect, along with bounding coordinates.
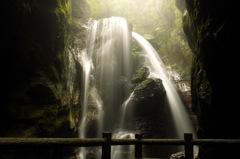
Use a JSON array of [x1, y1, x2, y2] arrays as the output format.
[[132, 31, 197, 139]]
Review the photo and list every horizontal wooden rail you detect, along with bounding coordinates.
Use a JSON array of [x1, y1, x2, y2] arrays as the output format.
[[3, 138, 240, 146], [111, 139, 185, 145], [0, 138, 106, 147], [0, 138, 187, 146], [1, 133, 240, 159], [192, 139, 240, 145]]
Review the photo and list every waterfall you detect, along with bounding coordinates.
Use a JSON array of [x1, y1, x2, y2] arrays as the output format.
[[132, 32, 196, 139], [78, 17, 196, 159], [132, 32, 198, 155], [78, 17, 132, 159]]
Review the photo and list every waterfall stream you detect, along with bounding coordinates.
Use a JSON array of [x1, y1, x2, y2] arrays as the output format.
[[132, 32, 196, 139], [78, 17, 196, 159]]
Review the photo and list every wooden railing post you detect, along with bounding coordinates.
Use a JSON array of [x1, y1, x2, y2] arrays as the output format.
[[184, 133, 193, 159], [135, 133, 142, 159], [102, 132, 111, 159]]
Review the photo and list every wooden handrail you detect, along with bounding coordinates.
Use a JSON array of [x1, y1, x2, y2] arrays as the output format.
[[0, 138, 186, 146], [1, 133, 240, 159], [192, 139, 240, 145], [0, 138, 106, 147]]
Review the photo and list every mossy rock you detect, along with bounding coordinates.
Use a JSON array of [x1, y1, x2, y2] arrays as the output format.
[[134, 78, 166, 101], [123, 77, 166, 121], [132, 67, 150, 84]]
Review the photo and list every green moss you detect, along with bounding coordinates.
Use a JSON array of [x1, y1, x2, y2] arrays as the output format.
[[136, 78, 152, 89], [132, 68, 145, 81], [196, 24, 204, 55], [55, 0, 72, 24], [132, 67, 150, 84], [191, 55, 213, 128], [48, 82, 63, 101], [191, 56, 202, 119], [183, 12, 191, 28]]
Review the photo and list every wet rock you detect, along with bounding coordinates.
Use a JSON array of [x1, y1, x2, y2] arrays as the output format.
[[170, 152, 199, 159], [135, 78, 165, 100], [124, 77, 166, 125], [130, 78, 166, 115], [170, 152, 185, 159]]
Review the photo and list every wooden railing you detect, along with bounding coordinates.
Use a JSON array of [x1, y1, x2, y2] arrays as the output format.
[[1, 132, 240, 159]]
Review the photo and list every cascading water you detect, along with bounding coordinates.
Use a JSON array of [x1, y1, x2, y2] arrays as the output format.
[[78, 17, 196, 159], [111, 131, 135, 159], [132, 32, 196, 139], [78, 17, 133, 159]]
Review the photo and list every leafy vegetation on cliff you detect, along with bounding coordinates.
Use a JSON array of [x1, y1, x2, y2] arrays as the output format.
[[150, 0, 192, 79], [55, 0, 72, 24]]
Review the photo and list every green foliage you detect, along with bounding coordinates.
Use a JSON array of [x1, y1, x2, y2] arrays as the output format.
[[132, 67, 149, 83], [133, 68, 145, 80], [132, 39, 143, 57], [151, 0, 193, 78], [86, 0, 159, 32]]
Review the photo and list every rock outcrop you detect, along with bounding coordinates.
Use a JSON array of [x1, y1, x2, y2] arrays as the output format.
[[132, 78, 166, 111], [183, 0, 239, 158]]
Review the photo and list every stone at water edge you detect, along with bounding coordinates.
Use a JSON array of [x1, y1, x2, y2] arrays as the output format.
[[169, 152, 199, 159]]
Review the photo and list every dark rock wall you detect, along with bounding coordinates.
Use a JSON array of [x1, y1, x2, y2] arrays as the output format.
[[1, 0, 89, 158], [1, 0, 89, 142], [183, 0, 239, 158]]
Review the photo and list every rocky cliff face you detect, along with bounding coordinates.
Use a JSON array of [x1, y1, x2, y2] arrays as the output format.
[[183, 0, 239, 158], [1, 0, 89, 158]]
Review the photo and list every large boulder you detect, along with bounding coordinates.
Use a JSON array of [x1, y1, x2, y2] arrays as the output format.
[[129, 78, 166, 116], [124, 77, 181, 157], [134, 78, 165, 102], [123, 77, 166, 133]]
